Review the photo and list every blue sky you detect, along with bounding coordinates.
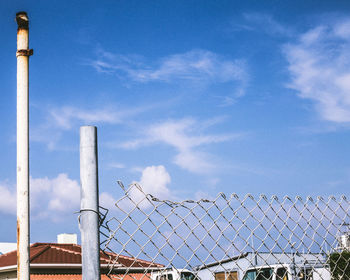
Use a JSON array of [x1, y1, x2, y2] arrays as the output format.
[[1, 0, 350, 243]]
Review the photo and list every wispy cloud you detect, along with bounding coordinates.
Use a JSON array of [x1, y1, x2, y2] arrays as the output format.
[[108, 162, 125, 169], [88, 49, 248, 99], [284, 18, 350, 123], [48, 105, 146, 130], [50, 107, 122, 130], [31, 106, 123, 150], [233, 13, 294, 37], [31, 104, 152, 150], [118, 118, 243, 174]]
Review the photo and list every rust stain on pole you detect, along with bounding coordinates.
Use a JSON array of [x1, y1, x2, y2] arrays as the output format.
[[16, 12, 33, 58], [16, 219, 20, 280], [16, 12, 29, 30]]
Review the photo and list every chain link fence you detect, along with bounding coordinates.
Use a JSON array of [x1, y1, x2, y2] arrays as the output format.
[[99, 182, 350, 280]]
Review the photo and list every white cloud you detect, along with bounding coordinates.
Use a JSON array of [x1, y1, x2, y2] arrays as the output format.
[[0, 183, 17, 215], [130, 165, 172, 209], [30, 174, 80, 218], [284, 19, 350, 123], [119, 118, 242, 174], [137, 165, 171, 198], [0, 174, 80, 220], [48, 174, 80, 211], [101, 165, 172, 211], [89, 49, 248, 98]]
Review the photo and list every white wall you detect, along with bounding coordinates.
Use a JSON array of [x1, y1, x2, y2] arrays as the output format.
[[0, 271, 16, 280]]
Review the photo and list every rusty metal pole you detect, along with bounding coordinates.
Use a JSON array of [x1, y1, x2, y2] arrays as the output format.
[[80, 126, 101, 280], [16, 11, 33, 280]]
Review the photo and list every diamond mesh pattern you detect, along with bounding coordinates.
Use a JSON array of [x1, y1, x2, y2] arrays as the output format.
[[99, 182, 350, 280]]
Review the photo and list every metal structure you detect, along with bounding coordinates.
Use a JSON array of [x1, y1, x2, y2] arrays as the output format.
[[99, 183, 350, 280], [336, 223, 350, 251], [80, 126, 101, 280], [16, 11, 33, 280]]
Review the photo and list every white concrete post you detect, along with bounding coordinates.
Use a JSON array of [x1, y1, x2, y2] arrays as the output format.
[[80, 126, 101, 280], [16, 11, 33, 280]]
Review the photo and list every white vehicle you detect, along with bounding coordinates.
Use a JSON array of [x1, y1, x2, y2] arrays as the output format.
[[151, 268, 200, 280], [241, 263, 331, 280]]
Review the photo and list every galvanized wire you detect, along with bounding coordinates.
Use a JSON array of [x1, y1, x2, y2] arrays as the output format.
[[99, 182, 350, 280]]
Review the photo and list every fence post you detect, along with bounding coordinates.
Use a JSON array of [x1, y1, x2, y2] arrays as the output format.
[[16, 11, 33, 280], [80, 126, 101, 280]]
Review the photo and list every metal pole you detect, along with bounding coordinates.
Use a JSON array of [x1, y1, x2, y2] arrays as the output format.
[[16, 11, 33, 280], [80, 126, 101, 280]]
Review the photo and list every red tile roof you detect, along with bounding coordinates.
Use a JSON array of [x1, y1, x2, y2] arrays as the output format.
[[0, 243, 163, 269]]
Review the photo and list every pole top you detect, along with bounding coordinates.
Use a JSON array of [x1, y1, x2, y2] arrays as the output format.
[[16, 12, 29, 30], [80, 126, 97, 133], [80, 126, 97, 145]]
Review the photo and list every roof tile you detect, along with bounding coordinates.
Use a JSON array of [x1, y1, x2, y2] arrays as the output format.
[[0, 243, 163, 268]]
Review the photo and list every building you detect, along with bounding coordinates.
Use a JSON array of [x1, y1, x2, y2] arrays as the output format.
[[195, 252, 328, 280], [0, 243, 16, 255], [0, 242, 163, 280], [336, 232, 350, 251]]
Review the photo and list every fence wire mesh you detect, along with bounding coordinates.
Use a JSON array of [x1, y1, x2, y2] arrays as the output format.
[[99, 182, 350, 280]]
